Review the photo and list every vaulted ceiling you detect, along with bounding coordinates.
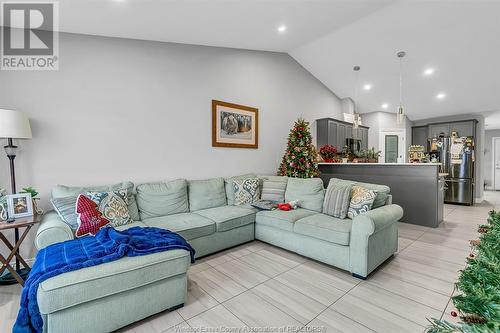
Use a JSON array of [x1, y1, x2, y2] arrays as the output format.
[[4, 0, 500, 128]]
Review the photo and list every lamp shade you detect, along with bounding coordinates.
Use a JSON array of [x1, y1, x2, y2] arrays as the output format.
[[0, 109, 32, 139]]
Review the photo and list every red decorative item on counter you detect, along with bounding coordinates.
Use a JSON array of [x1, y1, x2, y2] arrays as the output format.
[[319, 145, 338, 163]]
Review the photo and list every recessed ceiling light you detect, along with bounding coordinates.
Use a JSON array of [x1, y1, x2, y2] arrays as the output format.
[[363, 84, 372, 91], [381, 103, 389, 109], [277, 25, 287, 33], [423, 68, 435, 76], [436, 93, 446, 99]]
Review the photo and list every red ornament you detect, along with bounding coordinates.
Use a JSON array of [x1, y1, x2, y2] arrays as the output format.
[[451, 311, 458, 317], [277, 203, 292, 211], [469, 253, 475, 258]]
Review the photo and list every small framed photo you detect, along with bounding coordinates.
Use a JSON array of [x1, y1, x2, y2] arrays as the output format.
[[7, 193, 33, 219], [212, 100, 258, 149]]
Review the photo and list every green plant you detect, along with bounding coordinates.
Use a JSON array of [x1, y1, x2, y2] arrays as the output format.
[[21, 187, 39, 198], [367, 147, 381, 160], [426, 211, 500, 333], [341, 145, 351, 159]]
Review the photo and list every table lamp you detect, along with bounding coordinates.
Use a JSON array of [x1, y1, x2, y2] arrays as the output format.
[[0, 109, 32, 285]]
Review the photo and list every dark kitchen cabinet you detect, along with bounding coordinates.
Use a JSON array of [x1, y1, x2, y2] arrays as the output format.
[[360, 128, 369, 150], [412, 126, 429, 148], [316, 118, 369, 152], [429, 124, 450, 138], [337, 123, 347, 151], [450, 121, 474, 137]]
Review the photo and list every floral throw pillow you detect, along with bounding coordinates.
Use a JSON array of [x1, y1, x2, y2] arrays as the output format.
[[232, 178, 260, 206], [85, 189, 131, 227], [347, 185, 376, 219]]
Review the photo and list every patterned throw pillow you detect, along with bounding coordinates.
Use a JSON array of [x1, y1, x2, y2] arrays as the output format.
[[347, 186, 376, 219], [0, 195, 8, 221], [75, 194, 110, 237], [85, 189, 131, 227], [51, 196, 79, 230], [322, 182, 352, 219], [232, 178, 260, 206]]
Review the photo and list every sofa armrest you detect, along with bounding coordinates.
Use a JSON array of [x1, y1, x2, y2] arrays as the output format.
[[351, 204, 403, 236], [36, 211, 74, 250], [349, 204, 403, 278]]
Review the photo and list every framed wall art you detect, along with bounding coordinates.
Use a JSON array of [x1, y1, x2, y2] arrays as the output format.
[[212, 100, 258, 149]]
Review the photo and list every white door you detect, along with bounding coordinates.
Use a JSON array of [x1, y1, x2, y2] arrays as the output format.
[[494, 137, 500, 190], [379, 129, 406, 163]]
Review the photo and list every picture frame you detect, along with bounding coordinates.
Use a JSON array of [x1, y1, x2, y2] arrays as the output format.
[[7, 193, 33, 219], [212, 100, 258, 149], [0, 192, 8, 222]]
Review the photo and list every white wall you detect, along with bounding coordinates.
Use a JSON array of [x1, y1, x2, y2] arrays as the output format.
[[360, 111, 413, 153], [484, 129, 500, 189], [0, 32, 343, 258]]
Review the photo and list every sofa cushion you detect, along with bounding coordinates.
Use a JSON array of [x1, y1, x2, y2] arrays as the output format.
[[327, 178, 390, 209], [322, 181, 352, 219], [85, 189, 132, 227], [225, 173, 257, 205], [194, 206, 256, 232], [50, 196, 79, 230], [188, 178, 226, 211], [52, 181, 140, 221], [75, 194, 111, 237], [37, 249, 190, 315], [259, 175, 288, 203], [348, 185, 376, 219], [294, 214, 352, 246], [233, 178, 260, 205], [143, 213, 215, 240], [137, 179, 189, 219], [285, 178, 325, 212], [255, 208, 317, 232]]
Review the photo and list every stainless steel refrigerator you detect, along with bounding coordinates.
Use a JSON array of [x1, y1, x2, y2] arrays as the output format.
[[437, 137, 475, 205]]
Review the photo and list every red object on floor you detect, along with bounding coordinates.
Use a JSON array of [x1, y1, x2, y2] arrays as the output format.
[[277, 203, 292, 211], [75, 194, 110, 237]]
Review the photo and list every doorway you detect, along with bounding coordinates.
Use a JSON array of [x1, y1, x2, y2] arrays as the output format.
[[379, 129, 406, 163], [493, 137, 500, 190]]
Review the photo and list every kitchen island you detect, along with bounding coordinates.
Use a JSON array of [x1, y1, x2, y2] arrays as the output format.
[[319, 163, 444, 227]]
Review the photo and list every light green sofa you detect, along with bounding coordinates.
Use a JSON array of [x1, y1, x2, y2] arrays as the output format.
[[255, 177, 403, 279], [34, 175, 403, 332]]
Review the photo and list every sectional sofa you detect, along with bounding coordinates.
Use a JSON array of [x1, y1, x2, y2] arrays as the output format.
[[34, 175, 403, 333]]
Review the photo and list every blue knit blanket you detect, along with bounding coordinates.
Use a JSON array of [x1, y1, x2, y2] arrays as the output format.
[[13, 226, 195, 333]]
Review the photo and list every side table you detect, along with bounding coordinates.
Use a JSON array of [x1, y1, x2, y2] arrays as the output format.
[[0, 214, 42, 286]]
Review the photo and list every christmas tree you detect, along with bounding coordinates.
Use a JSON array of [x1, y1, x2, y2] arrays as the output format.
[[426, 210, 500, 333], [278, 118, 319, 178]]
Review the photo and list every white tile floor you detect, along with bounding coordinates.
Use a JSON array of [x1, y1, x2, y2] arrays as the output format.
[[2, 191, 499, 333]]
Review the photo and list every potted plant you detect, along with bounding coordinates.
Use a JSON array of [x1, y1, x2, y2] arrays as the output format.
[[21, 187, 43, 215], [341, 145, 351, 163], [319, 145, 338, 163], [367, 147, 381, 163]]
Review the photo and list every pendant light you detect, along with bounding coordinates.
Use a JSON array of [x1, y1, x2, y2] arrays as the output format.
[[352, 65, 360, 129], [396, 51, 406, 125]]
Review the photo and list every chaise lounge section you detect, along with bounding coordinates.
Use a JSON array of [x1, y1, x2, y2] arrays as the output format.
[[34, 175, 403, 332]]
